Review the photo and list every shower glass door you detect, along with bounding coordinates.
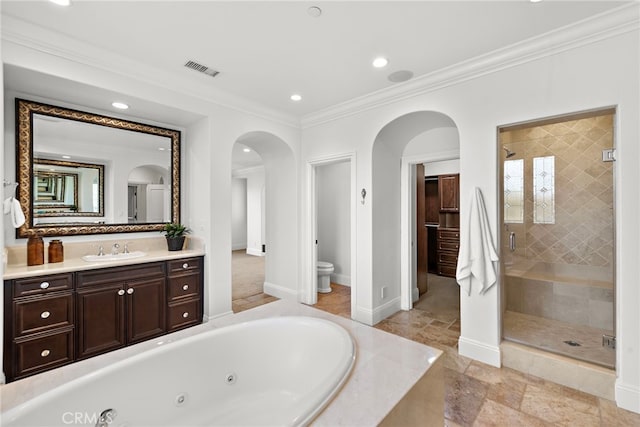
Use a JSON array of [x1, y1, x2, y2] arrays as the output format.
[[499, 109, 615, 369]]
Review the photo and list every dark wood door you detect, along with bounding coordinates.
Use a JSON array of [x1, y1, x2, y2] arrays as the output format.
[[127, 277, 166, 344], [439, 174, 460, 212], [416, 164, 428, 295], [76, 283, 126, 359]]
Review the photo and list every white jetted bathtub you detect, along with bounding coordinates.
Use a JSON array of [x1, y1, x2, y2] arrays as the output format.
[[2, 316, 356, 427]]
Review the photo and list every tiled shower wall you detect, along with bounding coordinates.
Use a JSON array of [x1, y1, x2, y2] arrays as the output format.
[[500, 113, 614, 270]]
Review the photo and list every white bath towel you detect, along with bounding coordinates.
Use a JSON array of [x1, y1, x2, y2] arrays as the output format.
[[3, 197, 26, 228], [456, 188, 499, 295]]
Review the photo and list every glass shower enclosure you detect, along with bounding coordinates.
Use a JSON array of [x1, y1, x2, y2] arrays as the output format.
[[499, 109, 616, 369]]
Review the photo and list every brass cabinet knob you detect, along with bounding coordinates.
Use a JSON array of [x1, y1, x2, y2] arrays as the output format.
[[40, 311, 50, 319], [182, 312, 189, 318], [182, 263, 189, 269], [182, 284, 189, 291], [41, 349, 50, 357], [127, 288, 134, 295], [117, 289, 125, 296], [40, 282, 50, 289]]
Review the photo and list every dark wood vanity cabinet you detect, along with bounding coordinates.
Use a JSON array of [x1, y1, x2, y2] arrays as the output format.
[[3, 256, 203, 382], [166, 257, 203, 332], [76, 262, 167, 359], [3, 273, 75, 380]]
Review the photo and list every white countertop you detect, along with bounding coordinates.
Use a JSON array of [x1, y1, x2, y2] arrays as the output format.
[[0, 300, 443, 425], [3, 248, 205, 280], [3, 236, 205, 280]]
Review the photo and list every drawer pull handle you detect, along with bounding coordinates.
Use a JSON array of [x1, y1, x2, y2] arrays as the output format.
[[41, 349, 50, 357], [182, 312, 189, 318], [40, 282, 50, 289], [117, 289, 125, 296], [40, 311, 51, 319], [182, 263, 189, 269], [182, 284, 189, 291], [127, 288, 134, 295]]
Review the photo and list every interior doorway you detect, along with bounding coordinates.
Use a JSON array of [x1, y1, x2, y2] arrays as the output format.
[[306, 153, 356, 317]]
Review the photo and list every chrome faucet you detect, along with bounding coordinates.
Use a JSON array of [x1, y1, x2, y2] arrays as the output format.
[[111, 243, 120, 255], [123, 242, 130, 254], [97, 245, 104, 256]]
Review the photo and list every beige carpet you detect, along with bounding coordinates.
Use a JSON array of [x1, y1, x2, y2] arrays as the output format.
[[413, 273, 460, 324], [232, 250, 265, 300]]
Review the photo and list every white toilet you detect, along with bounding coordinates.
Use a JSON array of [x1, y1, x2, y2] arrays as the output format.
[[317, 261, 334, 293]]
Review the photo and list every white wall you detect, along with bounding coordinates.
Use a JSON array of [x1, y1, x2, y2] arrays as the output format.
[[231, 177, 247, 250], [234, 167, 264, 257], [301, 26, 640, 412], [317, 161, 350, 285], [424, 159, 460, 176]]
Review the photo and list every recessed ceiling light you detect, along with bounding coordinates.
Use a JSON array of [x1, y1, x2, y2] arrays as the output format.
[[530, 0, 542, 3], [49, 0, 71, 6], [111, 102, 129, 110], [307, 6, 322, 18], [243, 148, 251, 153], [372, 57, 389, 68], [61, 155, 71, 159], [158, 147, 166, 151], [290, 94, 302, 102]]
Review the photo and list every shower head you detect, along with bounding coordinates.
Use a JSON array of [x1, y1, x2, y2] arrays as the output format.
[[503, 146, 516, 158]]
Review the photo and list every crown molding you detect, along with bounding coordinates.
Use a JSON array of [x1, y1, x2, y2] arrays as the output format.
[[1, 15, 301, 129], [301, 3, 640, 129]]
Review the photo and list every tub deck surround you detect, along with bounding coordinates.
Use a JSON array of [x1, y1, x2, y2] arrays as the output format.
[[3, 236, 205, 279], [0, 300, 445, 426]]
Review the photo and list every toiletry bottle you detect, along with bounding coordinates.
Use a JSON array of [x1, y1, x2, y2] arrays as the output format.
[[48, 239, 64, 263], [27, 235, 44, 266]]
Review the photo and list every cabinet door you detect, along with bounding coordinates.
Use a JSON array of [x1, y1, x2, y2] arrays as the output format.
[[77, 283, 126, 359], [126, 277, 166, 344], [438, 174, 460, 212]]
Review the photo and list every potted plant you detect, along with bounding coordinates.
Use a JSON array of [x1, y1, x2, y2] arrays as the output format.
[[161, 222, 190, 251]]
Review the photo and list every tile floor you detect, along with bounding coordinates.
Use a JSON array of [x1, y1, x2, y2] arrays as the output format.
[[233, 277, 640, 426]]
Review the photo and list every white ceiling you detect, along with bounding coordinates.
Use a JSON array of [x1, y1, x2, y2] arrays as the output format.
[[1, 1, 629, 120]]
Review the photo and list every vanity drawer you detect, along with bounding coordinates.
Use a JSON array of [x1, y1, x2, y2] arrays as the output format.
[[14, 328, 74, 379], [167, 299, 201, 331], [167, 257, 202, 275], [77, 262, 165, 287], [13, 274, 73, 298], [438, 265, 457, 278], [167, 273, 201, 301], [14, 293, 74, 337]]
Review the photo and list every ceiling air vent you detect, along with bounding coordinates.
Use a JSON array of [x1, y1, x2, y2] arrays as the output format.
[[184, 60, 220, 78]]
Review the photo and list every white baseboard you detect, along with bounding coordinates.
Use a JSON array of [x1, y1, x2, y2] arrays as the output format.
[[203, 310, 233, 322], [352, 297, 402, 325], [246, 248, 265, 257], [458, 336, 501, 368], [616, 382, 640, 414], [264, 281, 298, 300], [232, 243, 246, 251], [373, 296, 402, 324], [331, 273, 351, 286]]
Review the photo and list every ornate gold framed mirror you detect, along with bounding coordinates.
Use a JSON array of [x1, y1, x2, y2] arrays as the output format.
[[16, 98, 181, 237]]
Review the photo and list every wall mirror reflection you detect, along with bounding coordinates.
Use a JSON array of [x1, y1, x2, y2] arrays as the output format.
[[16, 98, 181, 237], [33, 158, 103, 218]]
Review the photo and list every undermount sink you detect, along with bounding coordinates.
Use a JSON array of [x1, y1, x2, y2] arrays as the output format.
[[82, 251, 147, 262]]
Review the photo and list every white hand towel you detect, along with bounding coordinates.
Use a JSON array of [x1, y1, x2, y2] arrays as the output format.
[[456, 188, 499, 295], [5, 197, 26, 228]]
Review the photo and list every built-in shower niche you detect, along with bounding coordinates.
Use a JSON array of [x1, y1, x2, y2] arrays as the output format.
[[499, 108, 615, 369]]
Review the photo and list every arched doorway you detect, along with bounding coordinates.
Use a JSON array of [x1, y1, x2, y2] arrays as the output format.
[[230, 131, 298, 310], [371, 111, 460, 317]]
